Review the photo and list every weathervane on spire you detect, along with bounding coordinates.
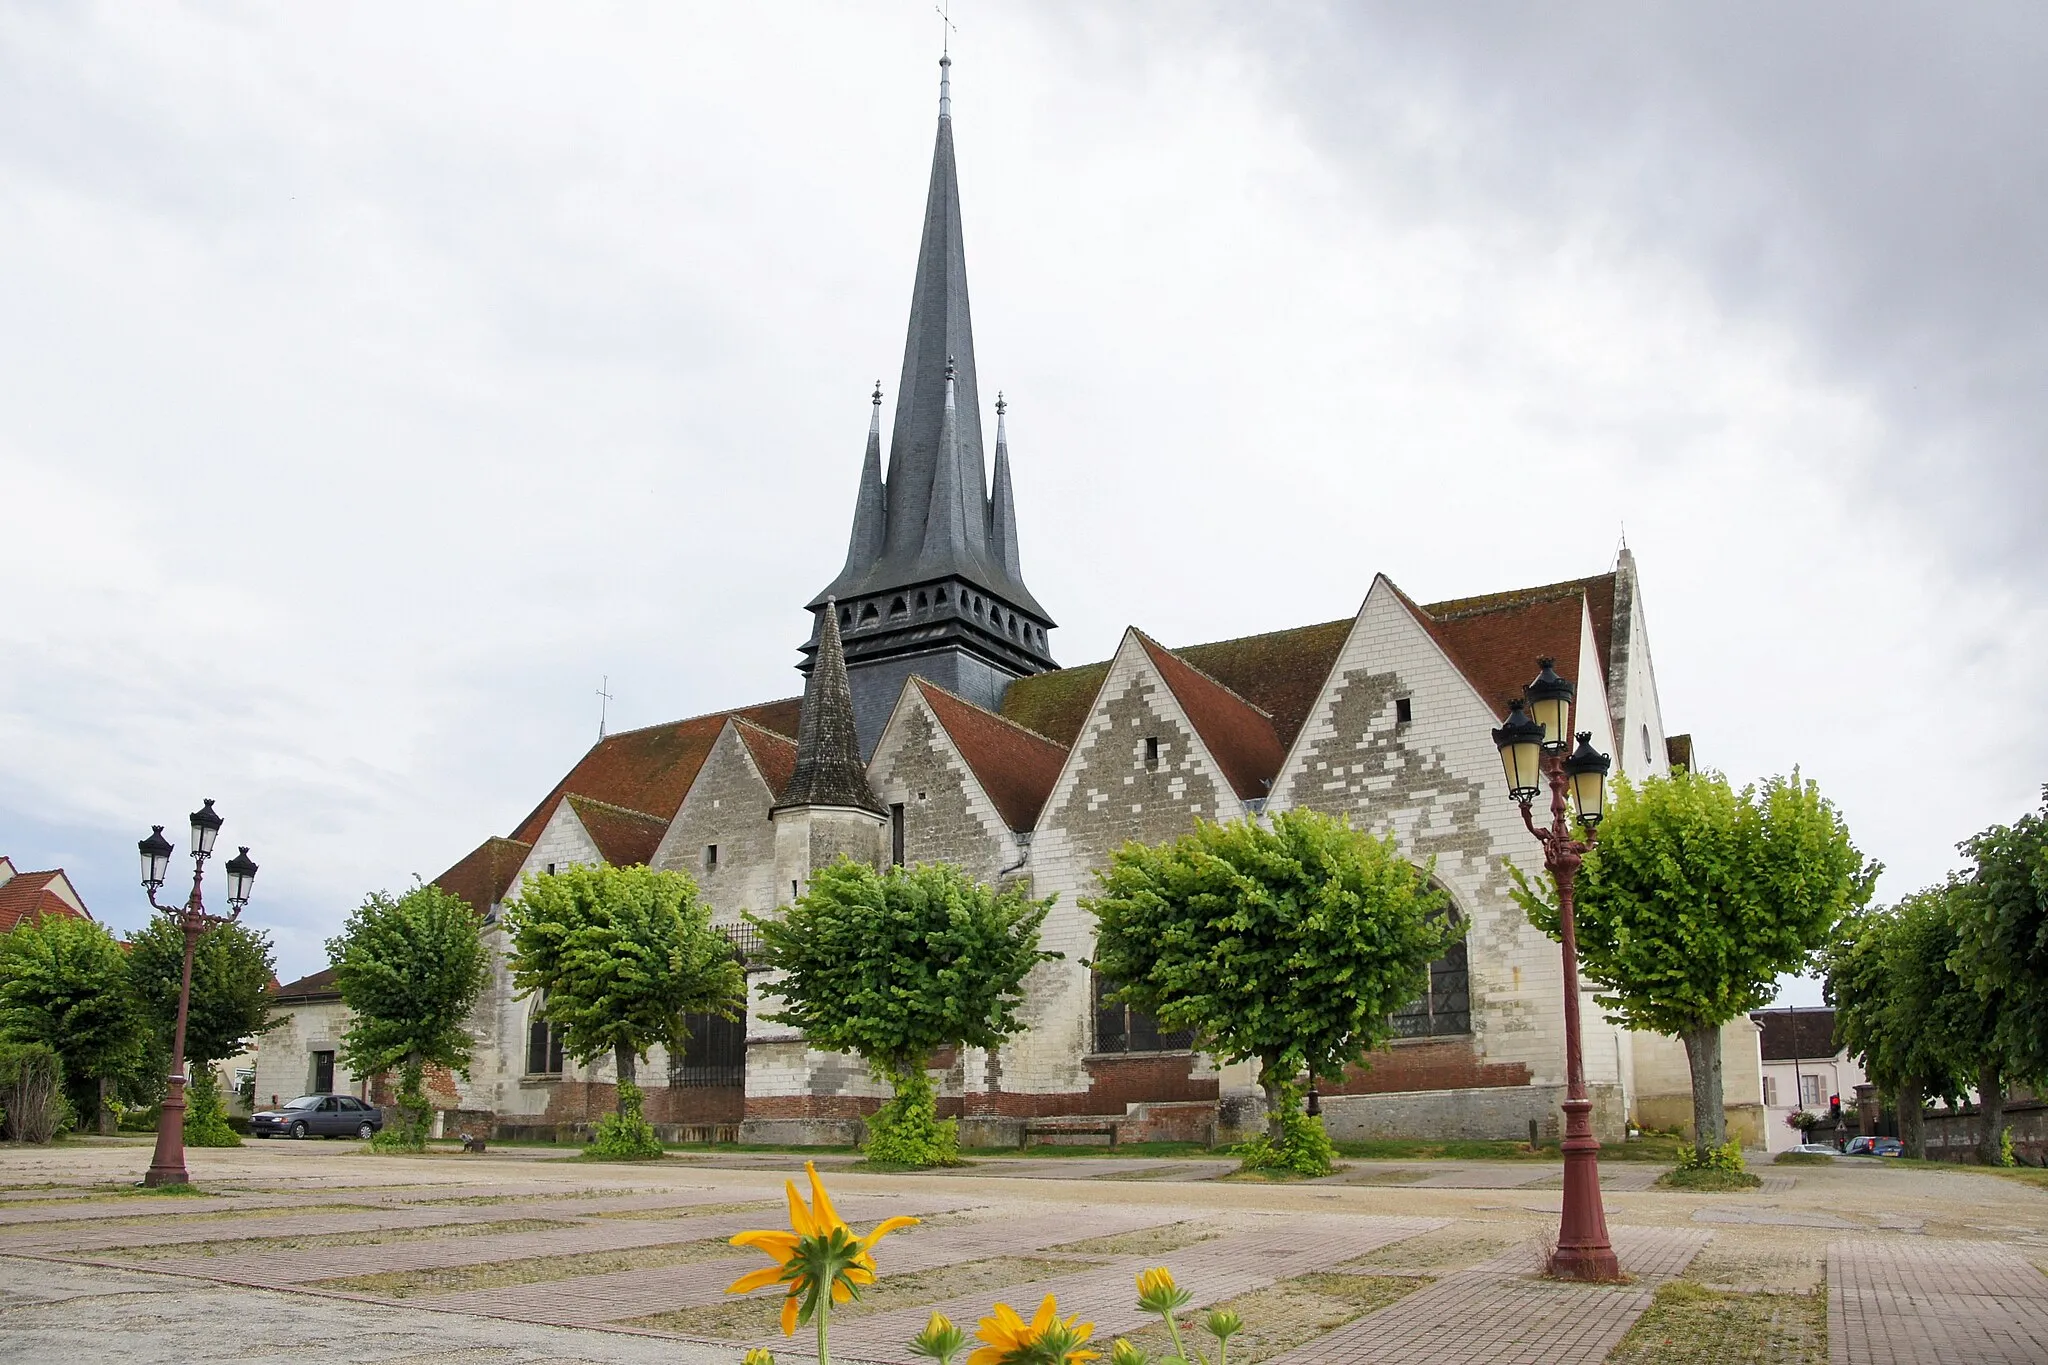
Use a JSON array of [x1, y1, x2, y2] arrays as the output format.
[[872, 379, 883, 405], [935, 0, 956, 56], [595, 675, 614, 740], [995, 390, 1006, 416], [936, 1, 956, 117]]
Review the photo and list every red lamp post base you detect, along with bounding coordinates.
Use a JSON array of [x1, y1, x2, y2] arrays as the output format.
[[1546, 1096, 1621, 1281], [142, 1078, 190, 1188]]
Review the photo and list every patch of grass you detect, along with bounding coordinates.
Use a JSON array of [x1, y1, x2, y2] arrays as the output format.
[[1341, 1224, 1534, 1273], [1607, 1280, 1825, 1364], [1656, 1168, 1765, 1192], [1049, 1220, 1222, 1257], [1, 1202, 382, 1234], [1338, 1167, 1430, 1186], [984, 1141, 1220, 1160], [1115, 1272, 1428, 1364], [0, 1183, 219, 1205], [1091, 1163, 1220, 1183], [103, 1217, 576, 1260], [1218, 1166, 1323, 1184], [1774, 1151, 1835, 1166], [848, 1158, 971, 1174], [1331, 1136, 1688, 1163], [628, 1254, 1094, 1337], [593, 1199, 782, 1221], [311, 1238, 740, 1298]]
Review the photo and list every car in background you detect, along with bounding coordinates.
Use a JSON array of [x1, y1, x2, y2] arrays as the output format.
[[249, 1094, 384, 1140], [1845, 1136, 1877, 1155], [1844, 1136, 1907, 1157], [1873, 1137, 1904, 1157], [1791, 1142, 1842, 1156]]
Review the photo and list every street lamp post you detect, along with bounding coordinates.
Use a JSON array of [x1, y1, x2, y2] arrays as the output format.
[[137, 800, 257, 1187], [1491, 659, 1619, 1281]]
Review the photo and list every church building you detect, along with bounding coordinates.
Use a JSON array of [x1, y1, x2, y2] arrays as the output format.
[[402, 59, 1761, 1150]]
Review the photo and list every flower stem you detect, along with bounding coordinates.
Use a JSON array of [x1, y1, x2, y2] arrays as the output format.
[[1162, 1310, 1205, 1365], [817, 1293, 831, 1365]]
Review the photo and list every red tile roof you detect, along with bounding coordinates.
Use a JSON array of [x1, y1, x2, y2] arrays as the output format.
[[564, 794, 669, 867], [913, 679, 1071, 831], [1135, 633, 1288, 801], [734, 719, 798, 801], [507, 698, 802, 846], [0, 871, 88, 933], [433, 836, 533, 914], [1423, 574, 1617, 716], [272, 967, 341, 1003]]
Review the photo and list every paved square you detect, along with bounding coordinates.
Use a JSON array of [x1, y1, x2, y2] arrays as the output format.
[[2, 1139, 2044, 1364]]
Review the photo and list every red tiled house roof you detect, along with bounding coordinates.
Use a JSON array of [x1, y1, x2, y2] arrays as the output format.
[[433, 836, 532, 915], [0, 871, 89, 933], [272, 967, 341, 1004], [564, 794, 669, 867], [1135, 633, 1287, 800], [734, 719, 798, 799], [507, 698, 802, 845], [1421, 574, 1616, 721], [914, 679, 1070, 831]]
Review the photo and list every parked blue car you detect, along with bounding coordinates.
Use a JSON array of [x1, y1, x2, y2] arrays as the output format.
[[249, 1094, 384, 1140]]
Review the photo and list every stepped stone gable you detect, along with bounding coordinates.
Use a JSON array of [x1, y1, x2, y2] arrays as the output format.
[[869, 695, 1009, 884], [652, 720, 789, 922], [1046, 669, 1226, 871]]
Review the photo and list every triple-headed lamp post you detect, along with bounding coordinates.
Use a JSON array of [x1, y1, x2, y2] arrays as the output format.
[[1491, 658, 1619, 1281], [137, 799, 258, 1187]]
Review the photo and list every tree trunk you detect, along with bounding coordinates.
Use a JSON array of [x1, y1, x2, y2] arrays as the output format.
[[1898, 1077, 1926, 1160], [1975, 1063, 2006, 1165], [96, 1075, 116, 1137], [1680, 1026, 1726, 1155], [1259, 1059, 1287, 1142], [614, 1042, 637, 1118]]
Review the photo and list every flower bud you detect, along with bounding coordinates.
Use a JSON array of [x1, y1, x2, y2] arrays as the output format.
[[1135, 1265, 1192, 1314], [1110, 1339, 1152, 1365], [743, 1351, 777, 1365], [1206, 1309, 1243, 1340]]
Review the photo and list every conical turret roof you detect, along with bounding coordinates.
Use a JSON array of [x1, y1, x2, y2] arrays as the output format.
[[774, 600, 885, 814]]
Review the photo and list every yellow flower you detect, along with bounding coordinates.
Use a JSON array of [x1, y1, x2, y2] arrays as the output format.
[[743, 1352, 777, 1365], [1134, 1267, 1191, 1315], [726, 1161, 920, 1335], [968, 1293, 1101, 1365]]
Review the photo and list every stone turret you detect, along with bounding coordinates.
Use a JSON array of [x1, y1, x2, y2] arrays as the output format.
[[771, 602, 886, 905]]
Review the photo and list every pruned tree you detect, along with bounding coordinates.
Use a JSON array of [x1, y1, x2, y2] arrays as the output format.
[[328, 882, 491, 1151], [1514, 769, 1875, 1159], [503, 864, 743, 1155], [1952, 788, 2048, 1163], [750, 859, 1054, 1168], [1825, 888, 1970, 1158], [129, 916, 277, 1144], [1085, 809, 1458, 1174], [0, 914, 143, 1134]]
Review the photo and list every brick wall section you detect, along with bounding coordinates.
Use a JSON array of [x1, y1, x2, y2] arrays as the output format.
[[1326, 1039, 1533, 1094]]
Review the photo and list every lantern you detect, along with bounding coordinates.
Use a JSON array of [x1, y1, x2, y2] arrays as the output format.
[[1491, 700, 1547, 802], [138, 826, 174, 889], [189, 798, 223, 858], [1565, 732, 1612, 828], [1524, 658, 1575, 752], [223, 846, 259, 909]]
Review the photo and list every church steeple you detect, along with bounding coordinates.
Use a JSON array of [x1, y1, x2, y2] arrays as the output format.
[[775, 600, 883, 815], [804, 54, 1057, 755]]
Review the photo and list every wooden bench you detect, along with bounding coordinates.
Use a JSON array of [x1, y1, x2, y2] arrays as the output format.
[[1019, 1117, 1123, 1150]]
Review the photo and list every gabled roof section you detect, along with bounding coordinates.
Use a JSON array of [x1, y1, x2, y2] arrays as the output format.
[[1425, 573, 1617, 698], [434, 836, 533, 914], [912, 678, 1070, 831], [1135, 633, 1287, 801], [1752, 1008, 1841, 1062], [1000, 617, 1351, 751], [272, 967, 341, 1004], [0, 870, 89, 933], [507, 697, 802, 845], [734, 718, 798, 800], [564, 795, 668, 868]]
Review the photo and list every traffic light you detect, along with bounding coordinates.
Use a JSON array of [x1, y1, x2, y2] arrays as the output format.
[[1829, 1094, 1842, 1121]]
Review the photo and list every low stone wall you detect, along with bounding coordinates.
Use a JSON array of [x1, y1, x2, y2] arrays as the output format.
[[1321, 1083, 1568, 1143], [1919, 1098, 2047, 1165]]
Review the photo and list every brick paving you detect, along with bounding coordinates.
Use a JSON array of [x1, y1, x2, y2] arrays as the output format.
[[1828, 1239, 2048, 1364], [1263, 1225, 1709, 1365], [818, 1214, 1446, 1360]]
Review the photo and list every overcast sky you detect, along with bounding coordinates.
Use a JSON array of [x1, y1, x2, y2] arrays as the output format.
[[3, 3, 2042, 998]]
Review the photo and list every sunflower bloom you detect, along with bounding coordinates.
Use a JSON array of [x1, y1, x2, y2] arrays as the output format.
[[968, 1293, 1101, 1365], [726, 1161, 919, 1361]]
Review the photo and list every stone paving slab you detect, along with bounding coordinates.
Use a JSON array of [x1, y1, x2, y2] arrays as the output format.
[[1264, 1225, 1709, 1365], [425, 1203, 1189, 1327], [819, 1214, 1445, 1361], [1828, 1239, 2048, 1364], [3, 1198, 564, 1255], [1411, 1166, 1555, 1189]]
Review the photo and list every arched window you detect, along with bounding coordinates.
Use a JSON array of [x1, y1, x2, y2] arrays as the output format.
[[1391, 888, 1471, 1038], [526, 999, 565, 1075], [889, 596, 908, 618], [916, 590, 929, 612], [1092, 971, 1194, 1053], [859, 602, 880, 623]]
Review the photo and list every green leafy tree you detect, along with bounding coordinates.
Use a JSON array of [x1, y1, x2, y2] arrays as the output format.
[[1085, 809, 1458, 1174], [328, 883, 491, 1151], [0, 914, 143, 1134], [129, 916, 277, 1145], [1512, 770, 1875, 1158], [750, 860, 1055, 1168], [1952, 788, 2048, 1162], [1825, 889, 1970, 1159], [503, 864, 743, 1156]]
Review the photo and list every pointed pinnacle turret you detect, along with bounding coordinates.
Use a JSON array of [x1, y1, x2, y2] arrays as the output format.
[[989, 390, 1021, 580], [837, 384, 887, 575], [920, 357, 971, 565], [775, 599, 883, 814]]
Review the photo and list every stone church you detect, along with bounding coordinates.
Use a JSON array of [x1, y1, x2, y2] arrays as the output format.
[[383, 59, 1762, 1149]]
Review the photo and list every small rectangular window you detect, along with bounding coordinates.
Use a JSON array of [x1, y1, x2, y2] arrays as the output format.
[[1144, 737, 1160, 769], [704, 844, 719, 870], [1763, 1076, 1778, 1107], [1395, 697, 1413, 724], [890, 803, 906, 866], [545, 862, 557, 876]]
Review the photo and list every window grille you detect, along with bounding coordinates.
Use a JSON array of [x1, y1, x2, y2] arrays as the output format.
[[1092, 972, 1194, 1053], [668, 1010, 747, 1088], [1390, 939, 1472, 1039], [526, 1011, 565, 1075]]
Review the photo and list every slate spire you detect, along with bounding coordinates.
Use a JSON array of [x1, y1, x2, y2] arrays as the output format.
[[775, 600, 883, 813], [836, 383, 888, 579], [920, 358, 972, 565], [989, 391, 1021, 580]]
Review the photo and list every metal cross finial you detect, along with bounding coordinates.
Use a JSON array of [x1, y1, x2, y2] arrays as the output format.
[[935, 0, 956, 56], [596, 675, 615, 740], [995, 390, 1006, 416], [872, 380, 883, 406]]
